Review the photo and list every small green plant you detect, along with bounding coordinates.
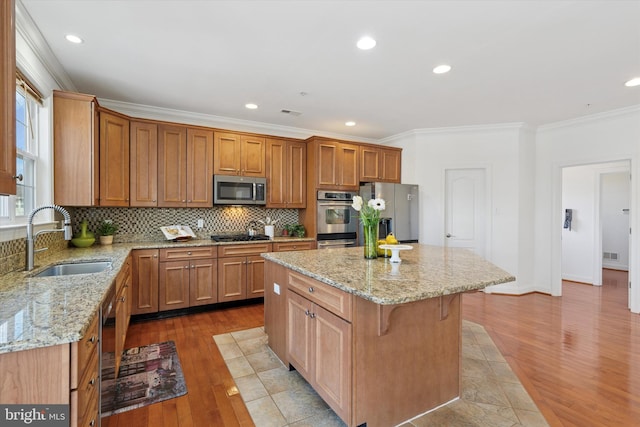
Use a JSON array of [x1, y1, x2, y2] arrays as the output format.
[[97, 220, 119, 236], [283, 224, 305, 237]]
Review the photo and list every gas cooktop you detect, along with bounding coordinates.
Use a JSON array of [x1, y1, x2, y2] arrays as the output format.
[[210, 234, 271, 242]]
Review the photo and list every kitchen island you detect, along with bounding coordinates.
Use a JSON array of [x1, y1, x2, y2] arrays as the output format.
[[262, 245, 515, 427]]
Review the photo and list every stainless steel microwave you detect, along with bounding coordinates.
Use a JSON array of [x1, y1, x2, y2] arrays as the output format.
[[213, 175, 266, 205]]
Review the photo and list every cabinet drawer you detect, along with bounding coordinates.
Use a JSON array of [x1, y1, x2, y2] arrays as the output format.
[[72, 385, 99, 427], [288, 271, 352, 321], [160, 246, 217, 261], [76, 349, 99, 421], [218, 243, 272, 258], [273, 241, 316, 252], [70, 311, 99, 389]]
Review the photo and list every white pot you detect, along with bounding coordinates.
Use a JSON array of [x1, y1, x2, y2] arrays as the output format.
[[264, 225, 275, 239], [99, 235, 114, 245]]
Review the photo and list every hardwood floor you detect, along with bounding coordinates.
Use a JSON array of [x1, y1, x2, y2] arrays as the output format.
[[104, 269, 639, 427]]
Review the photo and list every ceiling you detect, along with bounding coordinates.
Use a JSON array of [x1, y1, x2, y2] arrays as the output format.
[[19, 0, 640, 140]]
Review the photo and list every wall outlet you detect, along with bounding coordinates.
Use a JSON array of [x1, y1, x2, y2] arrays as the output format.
[[197, 219, 204, 228], [274, 283, 281, 295]]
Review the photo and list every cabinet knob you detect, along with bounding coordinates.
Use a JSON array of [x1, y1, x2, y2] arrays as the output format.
[[89, 335, 96, 344], [310, 312, 316, 319], [152, 199, 157, 202], [191, 265, 195, 269], [89, 377, 96, 386], [188, 200, 192, 203], [182, 200, 186, 203], [308, 287, 314, 293], [153, 254, 158, 258], [121, 296, 126, 302], [304, 309, 310, 316], [187, 251, 192, 255], [184, 265, 189, 269], [89, 420, 96, 427]]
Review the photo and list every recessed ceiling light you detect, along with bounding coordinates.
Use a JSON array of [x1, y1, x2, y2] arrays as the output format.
[[356, 37, 376, 50], [245, 103, 258, 109], [65, 34, 83, 44], [433, 64, 452, 74], [345, 121, 356, 127], [625, 77, 640, 87]]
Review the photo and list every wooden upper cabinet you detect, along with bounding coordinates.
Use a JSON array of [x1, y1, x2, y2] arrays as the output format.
[[0, 0, 16, 196], [266, 138, 306, 208], [130, 121, 158, 207], [99, 111, 130, 206], [186, 128, 214, 207], [312, 139, 359, 190], [214, 131, 265, 177], [359, 145, 401, 183], [158, 124, 187, 207], [53, 91, 100, 206]]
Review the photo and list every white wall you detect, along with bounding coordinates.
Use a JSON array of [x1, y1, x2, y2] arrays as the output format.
[[601, 171, 630, 270], [535, 107, 640, 312], [383, 124, 534, 292]]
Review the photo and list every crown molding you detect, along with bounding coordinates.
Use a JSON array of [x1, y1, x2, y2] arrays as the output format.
[[99, 98, 379, 143], [15, 0, 76, 92], [379, 122, 528, 144], [537, 104, 640, 132]]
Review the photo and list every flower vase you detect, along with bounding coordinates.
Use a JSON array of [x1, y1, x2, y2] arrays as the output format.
[[363, 223, 378, 259]]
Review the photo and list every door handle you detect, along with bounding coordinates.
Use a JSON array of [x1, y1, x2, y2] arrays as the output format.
[[446, 233, 454, 238]]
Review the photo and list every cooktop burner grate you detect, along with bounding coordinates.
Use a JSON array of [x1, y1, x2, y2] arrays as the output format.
[[210, 234, 271, 242]]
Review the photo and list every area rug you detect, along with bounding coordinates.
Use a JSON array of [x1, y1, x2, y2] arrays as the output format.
[[101, 341, 187, 416]]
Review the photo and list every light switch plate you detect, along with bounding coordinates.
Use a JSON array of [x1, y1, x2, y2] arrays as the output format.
[[274, 283, 281, 295], [197, 219, 204, 228]]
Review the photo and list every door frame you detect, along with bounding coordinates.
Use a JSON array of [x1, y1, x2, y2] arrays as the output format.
[[443, 165, 492, 259]]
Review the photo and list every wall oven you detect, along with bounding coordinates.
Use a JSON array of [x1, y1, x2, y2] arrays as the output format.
[[316, 190, 358, 249], [213, 175, 266, 205]]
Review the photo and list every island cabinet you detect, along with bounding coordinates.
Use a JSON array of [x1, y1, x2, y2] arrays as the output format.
[[0, 0, 16, 195], [359, 145, 402, 183], [131, 248, 159, 314], [0, 311, 100, 427], [214, 131, 266, 177], [53, 90, 100, 206], [266, 138, 307, 208], [158, 247, 218, 310], [99, 109, 130, 206], [158, 125, 214, 207], [217, 243, 272, 302], [130, 121, 158, 207], [306, 137, 359, 190]]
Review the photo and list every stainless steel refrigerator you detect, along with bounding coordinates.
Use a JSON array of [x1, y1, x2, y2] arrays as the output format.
[[359, 182, 419, 244]]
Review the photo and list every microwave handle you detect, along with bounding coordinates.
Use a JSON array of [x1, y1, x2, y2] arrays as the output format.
[[253, 182, 256, 201]]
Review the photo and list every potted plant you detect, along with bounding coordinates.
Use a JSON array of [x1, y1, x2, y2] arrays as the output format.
[[97, 220, 118, 245], [292, 224, 306, 238]]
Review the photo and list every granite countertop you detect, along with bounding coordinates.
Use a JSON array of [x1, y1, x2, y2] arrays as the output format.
[[0, 237, 312, 355], [262, 245, 515, 305]]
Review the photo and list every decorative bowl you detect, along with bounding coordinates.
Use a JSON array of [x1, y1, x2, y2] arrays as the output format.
[[71, 237, 96, 248]]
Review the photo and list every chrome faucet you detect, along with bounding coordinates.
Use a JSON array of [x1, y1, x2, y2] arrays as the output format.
[[26, 205, 73, 271]]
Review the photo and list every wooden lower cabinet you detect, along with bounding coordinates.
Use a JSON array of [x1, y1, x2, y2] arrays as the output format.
[[131, 249, 159, 314], [158, 247, 217, 310], [288, 289, 352, 423], [114, 256, 132, 375], [272, 240, 316, 252], [0, 311, 100, 426], [217, 243, 271, 302]]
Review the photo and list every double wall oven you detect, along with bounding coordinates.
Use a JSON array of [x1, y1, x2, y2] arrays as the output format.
[[316, 190, 358, 249]]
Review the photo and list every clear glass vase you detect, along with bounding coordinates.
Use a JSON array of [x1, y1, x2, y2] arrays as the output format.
[[363, 223, 378, 259]]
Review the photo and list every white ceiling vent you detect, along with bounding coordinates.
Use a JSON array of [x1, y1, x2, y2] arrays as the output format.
[[281, 109, 302, 117]]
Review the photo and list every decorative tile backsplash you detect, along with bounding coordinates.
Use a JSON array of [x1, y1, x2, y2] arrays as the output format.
[[0, 207, 299, 274], [68, 206, 299, 242]]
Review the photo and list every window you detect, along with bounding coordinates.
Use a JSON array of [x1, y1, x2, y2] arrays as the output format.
[[0, 80, 39, 224]]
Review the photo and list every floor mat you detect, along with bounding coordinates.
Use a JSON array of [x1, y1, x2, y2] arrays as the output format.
[[101, 341, 187, 417]]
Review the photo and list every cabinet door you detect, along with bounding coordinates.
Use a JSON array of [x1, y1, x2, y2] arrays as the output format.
[[115, 285, 127, 374], [317, 142, 338, 187], [130, 121, 158, 207], [338, 143, 359, 189], [100, 111, 130, 206], [158, 124, 187, 207], [218, 256, 247, 302], [287, 141, 306, 207], [380, 148, 401, 183], [186, 128, 214, 207], [159, 260, 190, 310], [0, 0, 15, 196], [189, 258, 217, 306], [53, 91, 99, 206], [131, 249, 159, 315], [246, 255, 265, 298], [240, 135, 266, 177], [214, 132, 241, 175], [287, 291, 313, 378], [313, 303, 352, 422], [359, 146, 380, 182], [266, 138, 286, 207]]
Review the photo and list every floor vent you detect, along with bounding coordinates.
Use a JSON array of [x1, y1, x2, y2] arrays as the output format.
[[603, 252, 619, 260]]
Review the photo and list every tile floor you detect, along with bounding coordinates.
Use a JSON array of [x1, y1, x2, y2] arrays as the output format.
[[213, 321, 548, 427]]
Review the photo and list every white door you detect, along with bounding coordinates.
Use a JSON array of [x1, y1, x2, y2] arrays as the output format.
[[445, 168, 486, 257]]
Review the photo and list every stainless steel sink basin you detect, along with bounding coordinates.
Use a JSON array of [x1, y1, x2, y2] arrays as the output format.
[[33, 261, 112, 277]]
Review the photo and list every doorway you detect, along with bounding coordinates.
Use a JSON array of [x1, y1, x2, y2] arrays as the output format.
[[561, 161, 631, 307], [444, 168, 487, 258]]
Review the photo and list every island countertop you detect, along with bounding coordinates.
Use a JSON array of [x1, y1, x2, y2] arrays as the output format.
[[262, 244, 515, 305]]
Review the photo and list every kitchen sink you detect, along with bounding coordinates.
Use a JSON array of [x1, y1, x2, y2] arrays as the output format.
[[32, 261, 112, 277]]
